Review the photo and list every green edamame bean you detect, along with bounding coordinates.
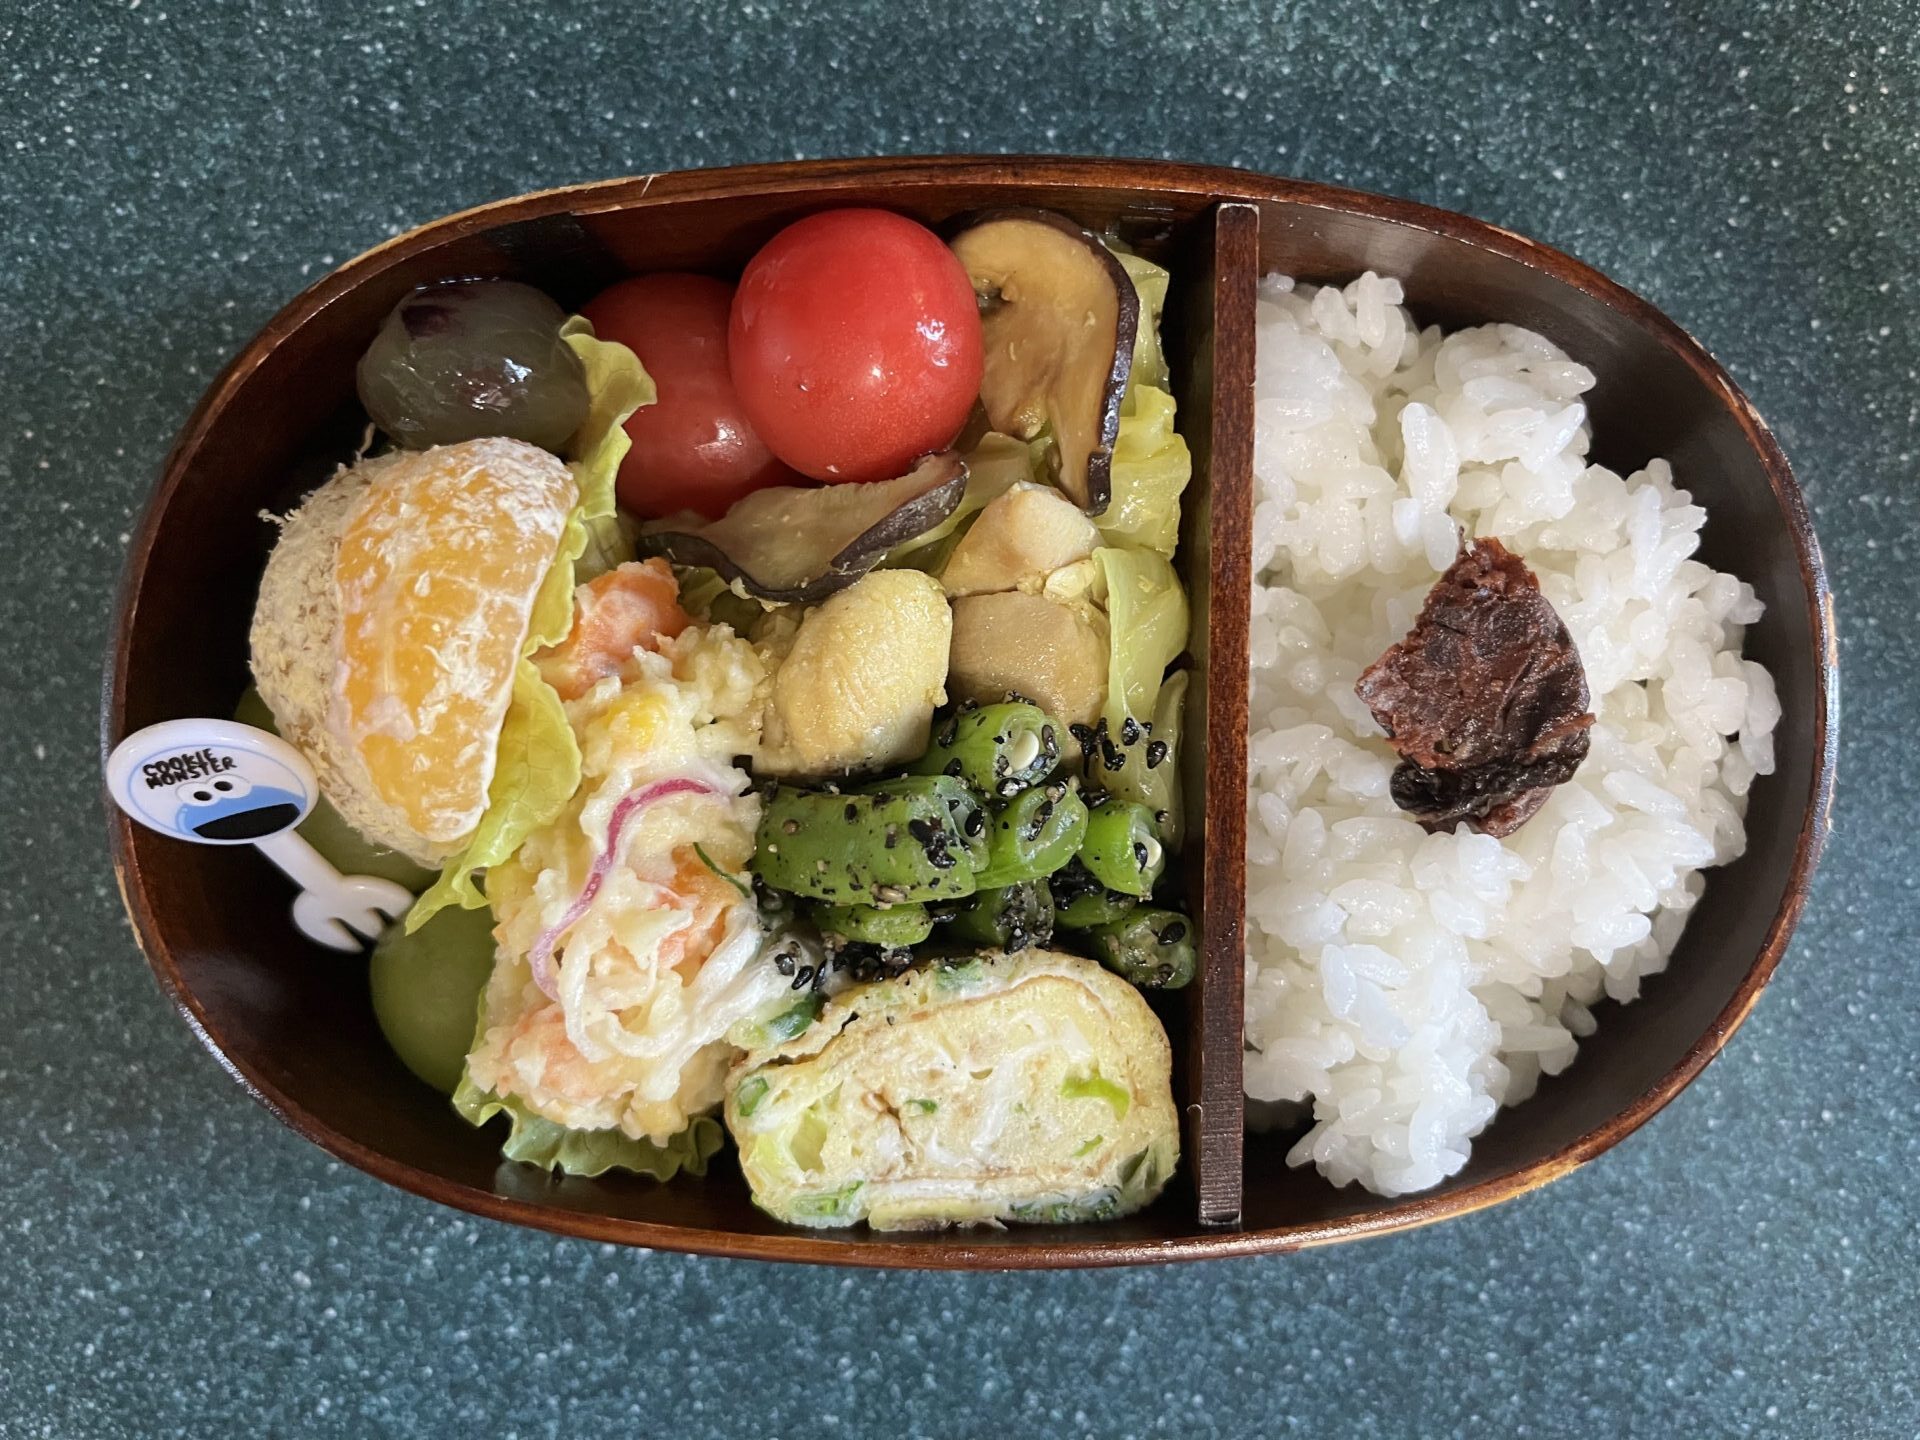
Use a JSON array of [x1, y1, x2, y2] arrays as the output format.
[[947, 879, 1055, 953], [1077, 800, 1166, 898], [1085, 908, 1196, 990], [1049, 859, 1139, 929], [913, 702, 1062, 798], [972, 782, 1088, 889], [754, 781, 980, 904], [812, 901, 934, 948]]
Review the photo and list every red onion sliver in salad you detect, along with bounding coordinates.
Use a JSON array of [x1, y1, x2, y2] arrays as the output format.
[[526, 776, 719, 999]]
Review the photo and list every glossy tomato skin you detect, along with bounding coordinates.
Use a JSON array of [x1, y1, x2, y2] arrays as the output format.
[[728, 209, 984, 483], [579, 272, 797, 519]]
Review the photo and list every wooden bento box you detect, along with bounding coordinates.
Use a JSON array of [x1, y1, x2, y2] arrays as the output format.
[[104, 157, 1835, 1267]]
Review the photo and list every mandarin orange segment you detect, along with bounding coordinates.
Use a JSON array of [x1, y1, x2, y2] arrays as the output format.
[[334, 439, 576, 843]]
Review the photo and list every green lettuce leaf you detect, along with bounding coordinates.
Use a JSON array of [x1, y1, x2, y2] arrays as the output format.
[[577, 510, 643, 587], [452, 1070, 724, 1180], [1095, 546, 1187, 732], [404, 321, 655, 931], [406, 660, 581, 928], [543, 318, 655, 605]]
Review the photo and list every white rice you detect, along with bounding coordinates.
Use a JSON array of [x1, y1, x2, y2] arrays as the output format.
[[1243, 271, 1781, 1196]]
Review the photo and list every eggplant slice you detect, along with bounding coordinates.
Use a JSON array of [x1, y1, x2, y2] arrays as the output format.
[[949, 210, 1138, 515], [636, 452, 967, 605]]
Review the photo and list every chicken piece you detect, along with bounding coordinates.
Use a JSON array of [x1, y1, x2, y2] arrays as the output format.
[[758, 569, 952, 778], [946, 590, 1108, 727], [939, 482, 1101, 598]]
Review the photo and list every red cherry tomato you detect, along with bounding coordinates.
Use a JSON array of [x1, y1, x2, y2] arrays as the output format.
[[728, 209, 984, 483], [579, 273, 797, 519]]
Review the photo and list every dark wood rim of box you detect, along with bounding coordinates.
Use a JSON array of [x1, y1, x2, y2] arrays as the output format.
[[103, 156, 1835, 1268]]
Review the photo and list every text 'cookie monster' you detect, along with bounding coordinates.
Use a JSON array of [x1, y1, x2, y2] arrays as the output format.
[[107, 719, 318, 847]]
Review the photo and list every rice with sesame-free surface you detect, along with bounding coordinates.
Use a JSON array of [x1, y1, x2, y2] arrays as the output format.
[[1243, 271, 1780, 1196]]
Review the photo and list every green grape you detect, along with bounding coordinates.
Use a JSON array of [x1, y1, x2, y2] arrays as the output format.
[[356, 280, 589, 451], [368, 905, 497, 1095]]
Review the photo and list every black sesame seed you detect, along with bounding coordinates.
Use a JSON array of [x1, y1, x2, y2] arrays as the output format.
[[1120, 717, 1142, 745], [884, 824, 900, 849], [943, 758, 964, 778], [1154, 809, 1170, 826], [1156, 920, 1188, 945], [937, 718, 959, 748], [1068, 723, 1095, 745], [1145, 740, 1169, 769], [996, 778, 1023, 799], [844, 801, 859, 822], [1132, 841, 1150, 870], [962, 809, 986, 838]]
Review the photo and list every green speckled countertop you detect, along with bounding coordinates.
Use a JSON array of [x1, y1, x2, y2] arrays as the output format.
[[2, 2, 1913, 1435]]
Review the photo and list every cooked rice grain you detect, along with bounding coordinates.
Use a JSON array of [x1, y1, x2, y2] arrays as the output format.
[[1244, 272, 1779, 1196]]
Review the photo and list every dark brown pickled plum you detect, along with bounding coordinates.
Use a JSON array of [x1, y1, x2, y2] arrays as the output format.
[[1355, 537, 1595, 837], [356, 280, 590, 451]]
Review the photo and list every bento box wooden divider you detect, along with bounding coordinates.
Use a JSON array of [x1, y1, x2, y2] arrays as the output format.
[[1172, 202, 1259, 1226]]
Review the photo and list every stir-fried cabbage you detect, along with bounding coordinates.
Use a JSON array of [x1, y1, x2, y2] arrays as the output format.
[[1095, 546, 1187, 732]]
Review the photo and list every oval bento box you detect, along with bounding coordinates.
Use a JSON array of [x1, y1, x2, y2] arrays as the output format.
[[104, 156, 1835, 1268]]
